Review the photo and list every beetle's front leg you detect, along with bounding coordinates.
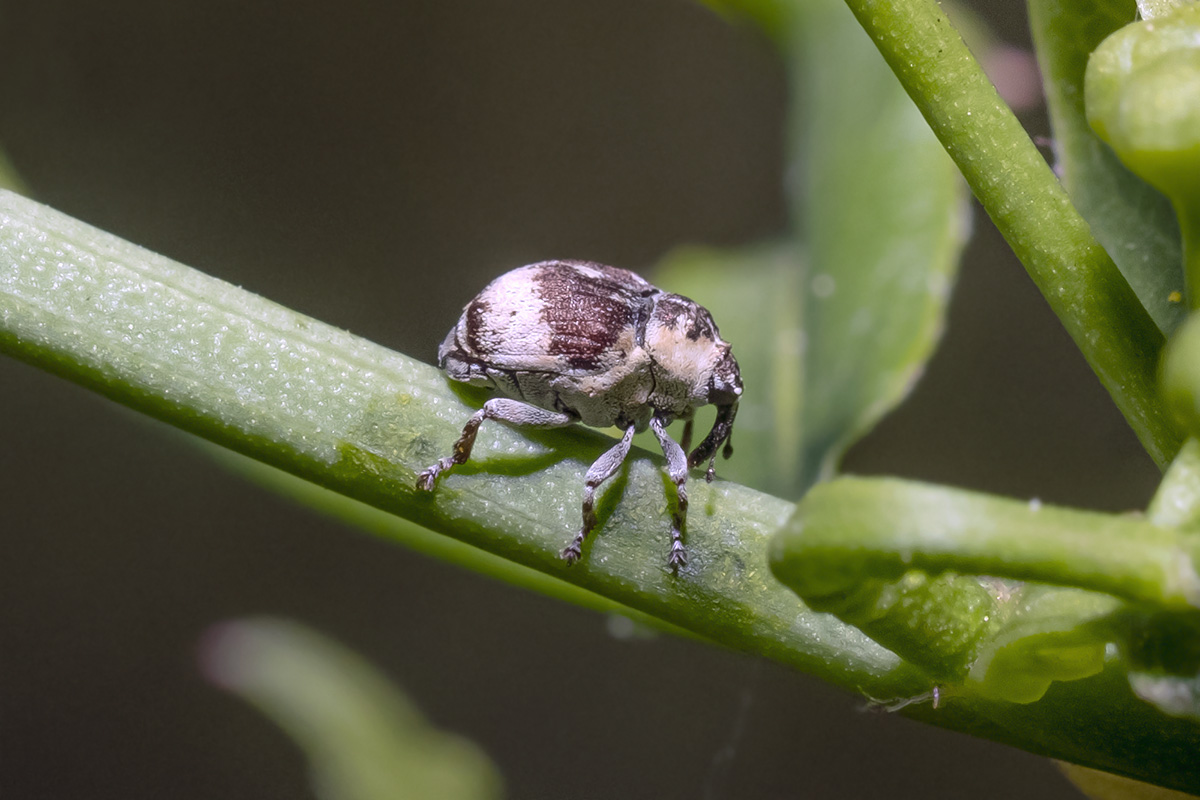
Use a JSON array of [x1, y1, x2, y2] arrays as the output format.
[[417, 399, 575, 491], [561, 424, 636, 565], [651, 414, 689, 569]]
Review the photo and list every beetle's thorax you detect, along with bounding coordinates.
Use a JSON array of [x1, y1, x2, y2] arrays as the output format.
[[642, 292, 729, 417]]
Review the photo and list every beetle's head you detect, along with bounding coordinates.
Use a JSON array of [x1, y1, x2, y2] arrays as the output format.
[[645, 294, 740, 404], [706, 344, 742, 408], [688, 344, 740, 481]]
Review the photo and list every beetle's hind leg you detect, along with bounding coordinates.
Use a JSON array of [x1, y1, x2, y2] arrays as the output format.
[[650, 414, 689, 569], [417, 399, 575, 491], [561, 424, 637, 565]]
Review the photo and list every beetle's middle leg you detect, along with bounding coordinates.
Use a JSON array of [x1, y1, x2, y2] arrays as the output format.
[[417, 398, 575, 491], [561, 424, 636, 565], [651, 414, 689, 569]]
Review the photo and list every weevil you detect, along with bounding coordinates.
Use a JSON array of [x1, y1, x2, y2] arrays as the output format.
[[416, 260, 741, 568]]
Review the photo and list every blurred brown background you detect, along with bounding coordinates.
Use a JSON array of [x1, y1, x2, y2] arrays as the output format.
[[0, 1, 1159, 798]]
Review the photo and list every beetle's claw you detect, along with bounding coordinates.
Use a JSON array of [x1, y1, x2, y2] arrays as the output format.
[[561, 538, 584, 565], [418, 457, 458, 491]]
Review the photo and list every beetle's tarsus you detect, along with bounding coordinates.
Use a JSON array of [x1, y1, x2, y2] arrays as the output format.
[[668, 540, 688, 569], [416, 461, 451, 491], [561, 537, 584, 565], [649, 414, 690, 574]]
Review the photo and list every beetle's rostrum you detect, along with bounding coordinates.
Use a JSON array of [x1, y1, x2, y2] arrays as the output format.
[[416, 259, 742, 569]]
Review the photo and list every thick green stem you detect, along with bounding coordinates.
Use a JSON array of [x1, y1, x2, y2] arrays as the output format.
[[839, 0, 1179, 467], [0, 190, 922, 697], [6, 191, 1200, 791], [773, 476, 1200, 610]]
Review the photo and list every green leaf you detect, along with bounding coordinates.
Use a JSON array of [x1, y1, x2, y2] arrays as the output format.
[[202, 618, 503, 800], [658, 0, 967, 496], [966, 585, 1115, 704], [698, 0, 794, 40], [1029, 0, 1186, 335], [792, 0, 967, 484], [0, 147, 25, 195]]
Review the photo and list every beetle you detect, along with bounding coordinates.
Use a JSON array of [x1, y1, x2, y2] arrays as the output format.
[[416, 259, 741, 569]]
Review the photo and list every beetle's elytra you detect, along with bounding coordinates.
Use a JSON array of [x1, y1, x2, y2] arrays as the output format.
[[416, 259, 741, 569]]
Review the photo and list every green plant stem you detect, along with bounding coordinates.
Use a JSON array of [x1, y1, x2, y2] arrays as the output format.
[[209, 444, 706, 641], [1149, 437, 1200, 528], [773, 476, 1200, 610], [0, 190, 920, 697], [838, 0, 1180, 468], [7, 191, 1200, 791]]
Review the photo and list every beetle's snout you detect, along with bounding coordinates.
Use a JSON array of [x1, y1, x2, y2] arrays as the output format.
[[708, 346, 742, 406]]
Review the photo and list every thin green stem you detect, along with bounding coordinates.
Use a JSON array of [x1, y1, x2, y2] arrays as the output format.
[[839, 0, 1180, 467]]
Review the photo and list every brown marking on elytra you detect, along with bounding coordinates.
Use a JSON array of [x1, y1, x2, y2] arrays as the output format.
[[465, 297, 492, 354], [534, 262, 651, 371]]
